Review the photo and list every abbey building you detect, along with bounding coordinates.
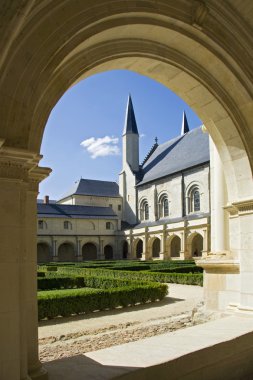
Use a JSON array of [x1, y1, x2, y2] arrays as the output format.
[[37, 96, 210, 262]]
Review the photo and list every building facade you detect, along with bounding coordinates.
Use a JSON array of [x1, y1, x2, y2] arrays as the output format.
[[120, 96, 210, 261], [37, 97, 210, 262]]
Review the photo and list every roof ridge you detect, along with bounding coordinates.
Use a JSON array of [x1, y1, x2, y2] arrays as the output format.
[[141, 139, 159, 167]]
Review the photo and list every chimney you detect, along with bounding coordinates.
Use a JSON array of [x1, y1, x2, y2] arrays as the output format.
[[44, 195, 49, 204]]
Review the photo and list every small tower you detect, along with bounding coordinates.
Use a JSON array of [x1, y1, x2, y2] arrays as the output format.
[[122, 95, 139, 172], [181, 111, 190, 135]]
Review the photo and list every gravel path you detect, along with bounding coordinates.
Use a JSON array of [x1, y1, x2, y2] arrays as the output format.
[[39, 284, 207, 362]]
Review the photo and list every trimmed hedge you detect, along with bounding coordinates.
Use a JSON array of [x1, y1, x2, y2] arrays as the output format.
[[37, 274, 154, 291], [58, 267, 203, 286], [150, 265, 203, 274], [37, 271, 46, 277], [38, 276, 85, 290], [38, 283, 168, 320]]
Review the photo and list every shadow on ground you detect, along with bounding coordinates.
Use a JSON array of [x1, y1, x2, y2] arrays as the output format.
[[43, 354, 138, 380]]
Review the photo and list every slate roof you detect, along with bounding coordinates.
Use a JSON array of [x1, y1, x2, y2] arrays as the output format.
[[58, 179, 120, 200], [137, 126, 209, 186], [123, 95, 139, 135], [37, 203, 117, 219]]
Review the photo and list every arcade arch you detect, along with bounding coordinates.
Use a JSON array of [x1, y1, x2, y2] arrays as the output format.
[[37, 243, 51, 263], [170, 235, 181, 258], [104, 244, 113, 260], [135, 239, 143, 259], [58, 242, 75, 262], [0, 2, 253, 380], [82, 242, 97, 261], [188, 233, 204, 258], [122, 241, 128, 259], [152, 238, 161, 258]]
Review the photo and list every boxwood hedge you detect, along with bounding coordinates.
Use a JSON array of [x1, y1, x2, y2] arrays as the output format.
[[58, 266, 203, 286], [38, 283, 168, 320]]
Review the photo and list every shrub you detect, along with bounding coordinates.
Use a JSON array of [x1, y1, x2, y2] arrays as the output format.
[[150, 265, 203, 274], [46, 266, 58, 272], [37, 271, 46, 277], [57, 266, 203, 286], [37, 276, 85, 290], [38, 283, 168, 320]]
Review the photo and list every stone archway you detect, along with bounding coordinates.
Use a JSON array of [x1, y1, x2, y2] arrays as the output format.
[[82, 243, 97, 261], [0, 2, 253, 379], [191, 234, 204, 258], [58, 243, 75, 262], [37, 243, 51, 263], [171, 236, 181, 258], [136, 239, 143, 259], [122, 241, 128, 259], [104, 244, 113, 260], [152, 238, 161, 258]]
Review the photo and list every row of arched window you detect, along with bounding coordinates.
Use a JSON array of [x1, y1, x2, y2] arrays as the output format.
[[139, 187, 201, 221]]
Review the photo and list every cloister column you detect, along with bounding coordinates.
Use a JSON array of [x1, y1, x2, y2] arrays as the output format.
[[202, 228, 208, 258], [0, 145, 50, 380], [212, 142, 226, 253], [76, 238, 82, 261], [98, 238, 105, 260], [180, 231, 186, 260], [159, 231, 165, 260], [51, 237, 58, 262]]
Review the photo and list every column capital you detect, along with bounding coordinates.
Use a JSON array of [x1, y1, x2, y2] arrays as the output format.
[[0, 145, 51, 183]]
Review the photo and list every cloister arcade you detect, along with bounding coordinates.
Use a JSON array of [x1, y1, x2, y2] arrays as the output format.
[[0, 1, 252, 379]]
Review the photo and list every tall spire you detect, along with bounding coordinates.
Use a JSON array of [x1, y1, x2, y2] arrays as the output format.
[[181, 111, 190, 135], [123, 94, 139, 135]]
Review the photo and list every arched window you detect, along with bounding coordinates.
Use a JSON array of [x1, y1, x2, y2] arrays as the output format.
[[193, 189, 200, 212], [64, 221, 72, 230], [159, 195, 169, 218], [144, 202, 149, 220], [38, 220, 47, 230], [140, 200, 149, 221], [188, 186, 201, 213]]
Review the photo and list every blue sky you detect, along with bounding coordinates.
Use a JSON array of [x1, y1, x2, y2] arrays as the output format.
[[39, 70, 202, 200]]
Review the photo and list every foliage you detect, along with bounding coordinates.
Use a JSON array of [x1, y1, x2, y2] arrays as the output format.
[[57, 266, 203, 286], [38, 283, 168, 320]]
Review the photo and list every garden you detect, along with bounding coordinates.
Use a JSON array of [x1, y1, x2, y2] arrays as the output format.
[[37, 260, 203, 320]]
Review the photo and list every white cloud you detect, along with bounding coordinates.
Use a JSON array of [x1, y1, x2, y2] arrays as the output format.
[[140, 133, 145, 138], [80, 135, 120, 159]]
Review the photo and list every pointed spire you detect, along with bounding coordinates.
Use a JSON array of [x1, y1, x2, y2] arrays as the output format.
[[181, 111, 190, 135], [123, 94, 139, 135]]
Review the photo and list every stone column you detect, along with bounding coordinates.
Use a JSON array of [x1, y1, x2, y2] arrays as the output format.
[[180, 230, 186, 260], [76, 238, 82, 261], [202, 228, 208, 258], [99, 238, 105, 260], [212, 142, 226, 252], [51, 237, 58, 262], [159, 231, 165, 260], [0, 146, 50, 380]]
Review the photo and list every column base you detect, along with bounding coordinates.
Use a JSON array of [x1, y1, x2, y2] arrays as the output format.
[[29, 365, 48, 380]]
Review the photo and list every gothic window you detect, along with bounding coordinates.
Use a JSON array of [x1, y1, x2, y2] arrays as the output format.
[[118, 204, 121, 211], [106, 222, 111, 230]]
